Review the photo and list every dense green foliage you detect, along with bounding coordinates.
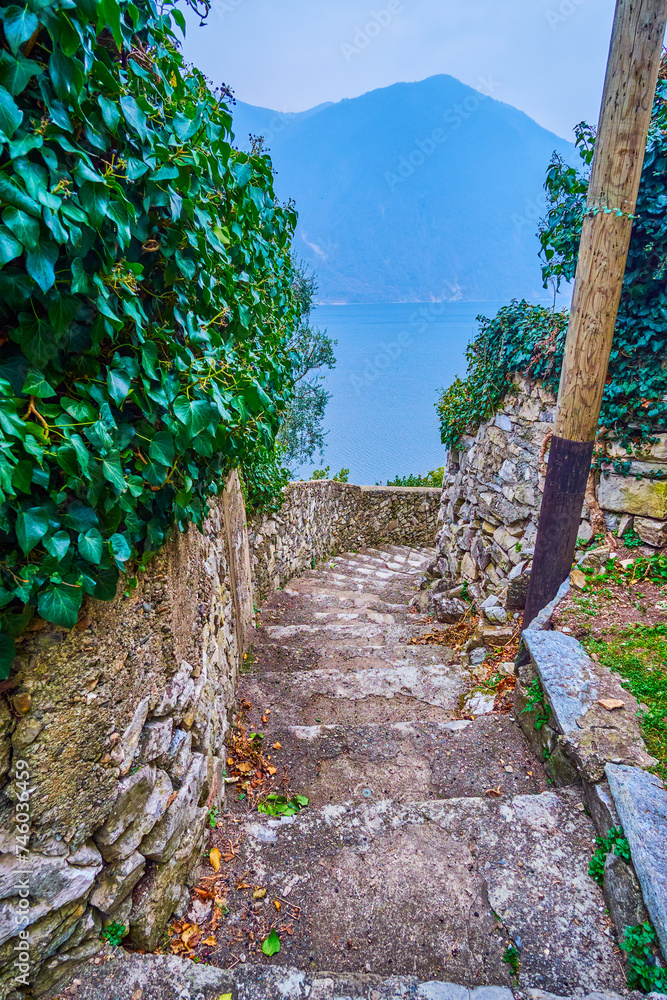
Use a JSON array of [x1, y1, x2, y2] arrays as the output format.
[[621, 923, 667, 993], [276, 263, 335, 471], [436, 301, 567, 449], [438, 66, 667, 452], [0, 0, 301, 672], [386, 468, 445, 487]]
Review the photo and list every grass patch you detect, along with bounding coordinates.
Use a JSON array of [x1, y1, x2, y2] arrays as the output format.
[[583, 624, 667, 781]]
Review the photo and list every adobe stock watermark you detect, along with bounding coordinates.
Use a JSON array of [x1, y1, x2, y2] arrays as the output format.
[[211, 0, 246, 20], [511, 193, 545, 235], [544, 0, 588, 30], [384, 75, 501, 192], [13, 758, 31, 990], [349, 298, 456, 395], [340, 0, 405, 63]]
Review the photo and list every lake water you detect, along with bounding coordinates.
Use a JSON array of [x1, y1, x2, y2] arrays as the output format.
[[292, 301, 514, 486]]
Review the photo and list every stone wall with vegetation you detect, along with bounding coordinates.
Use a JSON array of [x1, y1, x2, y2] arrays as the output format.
[[427, 376, 667, 616], [0, 477, 437, 997], [250, 481, 441, 600], [0, 491, 241, 997]]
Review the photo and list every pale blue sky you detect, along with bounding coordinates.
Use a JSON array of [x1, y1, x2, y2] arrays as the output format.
[[180, 0, 619, 140]]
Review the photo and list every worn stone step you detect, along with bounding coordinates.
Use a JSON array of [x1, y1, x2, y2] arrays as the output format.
[[241, 647, 467, 726], [201, 790, 624, 995], [230, 716, 549, 809], [41, 951, 632, 1000]]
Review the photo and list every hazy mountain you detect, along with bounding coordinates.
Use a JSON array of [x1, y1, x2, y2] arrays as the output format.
[[230, 76, 574, 303]]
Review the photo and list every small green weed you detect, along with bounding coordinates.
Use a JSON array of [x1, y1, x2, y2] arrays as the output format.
[[502, 945, 520, 975], [621, 922, 667, 993], [521, 677, 551, 730], [257, 793, 309, 817], [101, 922, 126, 947], [207, 806, 218, 829], [588, 826, 631, 885], [622, 528, 642, 550]]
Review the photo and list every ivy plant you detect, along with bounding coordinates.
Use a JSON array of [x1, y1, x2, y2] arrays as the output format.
[[438, 60, 667, 456], [0, 0, 301, 674]]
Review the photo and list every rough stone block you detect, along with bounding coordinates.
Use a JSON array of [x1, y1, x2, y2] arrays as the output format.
[[136, 717, 173, 765], [635, 516, 667, 548], [598, 475, 667, 519], [94, 766, 173, 863], [606, 763, 667, 957], [89, 850, 146, 912], [603, 850, 649, 945], [417, 985, 470, 1000], [140, 754, 207, 863], [583, 780, 621, 835], [0, 847, 101, 945]]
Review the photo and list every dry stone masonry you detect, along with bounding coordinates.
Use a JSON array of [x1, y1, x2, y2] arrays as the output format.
[[426, 376, 667, 616], [0, 478, 440, 998]]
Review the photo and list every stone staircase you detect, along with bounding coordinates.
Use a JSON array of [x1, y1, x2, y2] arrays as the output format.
[[45, 546, 630, 1000]]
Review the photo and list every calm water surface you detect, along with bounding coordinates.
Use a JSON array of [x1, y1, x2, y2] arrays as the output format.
[[293, 301, 512, 485]]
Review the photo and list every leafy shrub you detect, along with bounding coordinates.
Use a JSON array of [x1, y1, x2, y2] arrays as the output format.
[[538, 63, 667, 451], [436, 300, 567, 449], [438, 62, 667, 454], [0, 0, 301, 672], [387, 467, 445, 487]]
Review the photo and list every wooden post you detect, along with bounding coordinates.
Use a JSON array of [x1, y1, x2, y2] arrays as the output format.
[[522, 0, 667, 626]]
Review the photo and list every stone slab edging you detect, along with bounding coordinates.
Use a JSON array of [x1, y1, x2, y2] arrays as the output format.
[[38, 951, 644, 1000], [606, 763, 667, 958], [515, 626, 667, 965]]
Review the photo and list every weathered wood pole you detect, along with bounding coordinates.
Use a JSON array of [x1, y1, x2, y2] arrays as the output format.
[[523, 0, 667, 627]]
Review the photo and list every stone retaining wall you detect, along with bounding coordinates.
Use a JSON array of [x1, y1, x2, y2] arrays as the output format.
[[0, 476, 437, 998], [250, 481, 441, 600], [427, 376, 667, 613]]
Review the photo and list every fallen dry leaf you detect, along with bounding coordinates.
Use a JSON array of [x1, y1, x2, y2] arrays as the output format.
[[598, 697, 625, 711], [202, 935, 217, 947], [267, 765, 277, 775], [166, 791, 178, 808], [210, 848, 221, 872], [236, 762, 252, 773], [272, 742, 282, 750], [181, 924, 201, 949], [274, 900, 281, 911], [253, 887, 267, 899], [485, 786, 503, 797], [262, 715, 269, 723], [132, 991, 143, 1000]]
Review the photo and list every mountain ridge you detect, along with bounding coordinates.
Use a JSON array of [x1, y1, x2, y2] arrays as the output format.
[[229, 76, 575, 303]]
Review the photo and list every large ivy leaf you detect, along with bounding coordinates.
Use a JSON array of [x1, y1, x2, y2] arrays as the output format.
[[0, 225, 21, 265], [78, 527, 103, 564], [173, 396, 214, 436], [44, 530, 70, 560], [3, 205, 39, 250], [149, 431, 174, 467], [2, 6, 39, 54], [26, 241, 59, 292], [0, 85, 22, 137], [22, 369, 56, 398], [15, 506, 48, 554], [107, 368, 131, 405], [38, 583, 82, 628]]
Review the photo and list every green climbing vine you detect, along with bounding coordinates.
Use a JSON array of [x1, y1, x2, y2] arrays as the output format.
[[437, 60, 667, 456], [0, 0, 302, 674]]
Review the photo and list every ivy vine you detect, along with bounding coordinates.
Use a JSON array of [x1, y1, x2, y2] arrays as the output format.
[[0, 0, 301, 673], [438, 61, 667, 457]]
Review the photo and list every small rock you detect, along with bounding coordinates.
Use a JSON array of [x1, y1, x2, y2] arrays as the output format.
[[431, 595, 468, 624], [480, 595, 501, 610], [469, 647, 488, 666], [570, 567, 587, 590], [12, 692, 31, 716], [484, 606, 508, 625]]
